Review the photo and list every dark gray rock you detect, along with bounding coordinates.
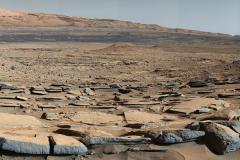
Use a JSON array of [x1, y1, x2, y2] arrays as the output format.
[[109, 84, 122, 89], [232, 60, 240, 65], [218, 93, 240, 98], [151, 129, 205, 144], [30, 87, 48, 95], [188, 80, 208, 88], [36, 96, 65, 102], [0, 82, 18, 90], [41, 112, 59, 121], [118, 88, 131, 94], [83, 136, 151, 146], [83, 88, 95, 96], [200, 121, 240, 154]]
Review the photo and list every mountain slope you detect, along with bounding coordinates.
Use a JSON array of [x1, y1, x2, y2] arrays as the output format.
[[0, 8, 230, 37]]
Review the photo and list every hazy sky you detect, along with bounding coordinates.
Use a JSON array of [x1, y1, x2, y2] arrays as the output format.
[[0, 0, 240, 35]]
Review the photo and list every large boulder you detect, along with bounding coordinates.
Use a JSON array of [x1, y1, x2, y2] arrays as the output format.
[[200, 122, 240, 154]]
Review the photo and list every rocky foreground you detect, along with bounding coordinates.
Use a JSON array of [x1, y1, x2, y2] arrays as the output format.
[[0, 77, 239, 159]]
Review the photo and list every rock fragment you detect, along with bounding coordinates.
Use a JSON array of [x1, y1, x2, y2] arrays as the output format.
[[83, 88, 95, 96], [84, 136, 151, 146], [30, 86, 48, 95], [50, 134, 88, 154], [16, 96, 28, 101], [109, 84, 122, 89], [41, 112, 59, 121]]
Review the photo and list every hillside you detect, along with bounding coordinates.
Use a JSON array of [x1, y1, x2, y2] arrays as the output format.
[[0, 8, 229, 37]]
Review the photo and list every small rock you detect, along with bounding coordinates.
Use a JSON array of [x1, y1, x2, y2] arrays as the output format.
[[158, 80, 181, 89], [23, 109, 31, 114], [194, 107, 212, 114], [16, 96, 28, 101], [84, 88, 95, 96], [188, 80, 208, 88], [41, 112, 59, 121], [109, 84, 122, 89], [30, 86, 48, 95], [118, 88, 131, 94]]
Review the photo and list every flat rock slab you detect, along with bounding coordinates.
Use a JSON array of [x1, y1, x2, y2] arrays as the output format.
[[0, 133, 50, 154], [56, 125, 130, 138], [50, 134, 88, 155], [36, 96, 66, 101], [70, 111, 123, 125], [45, 87, 63, 93], [84, 135, 151, 146], [30, 87, 48, 95], [124, 110, 176, 125], [0, 113, 46, 128], [121, 100, 161, 106], [0, 103, 21, 108], [38, 104, 58, 109], [169, 97, 230, 114]]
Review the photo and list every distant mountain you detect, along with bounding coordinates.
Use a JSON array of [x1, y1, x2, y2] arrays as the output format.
[[0, 8, 230, 37]]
